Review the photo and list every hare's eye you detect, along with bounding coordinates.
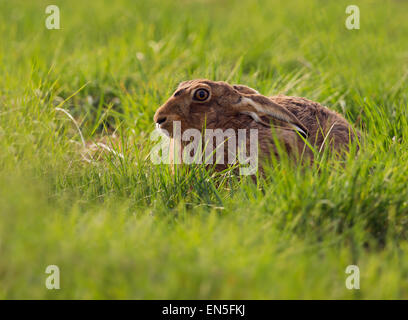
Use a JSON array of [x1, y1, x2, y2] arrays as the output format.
[[193, 89, 209, 101]]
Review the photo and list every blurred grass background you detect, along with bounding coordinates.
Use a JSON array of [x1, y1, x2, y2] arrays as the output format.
[[1, 0, 408, 299]]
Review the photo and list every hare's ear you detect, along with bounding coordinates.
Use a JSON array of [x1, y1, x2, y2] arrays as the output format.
[[233, 84, 260, 95], [235, 95, 309, 138]]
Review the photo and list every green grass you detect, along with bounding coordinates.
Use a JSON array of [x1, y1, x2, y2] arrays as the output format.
[[1, 0, 408, 299]]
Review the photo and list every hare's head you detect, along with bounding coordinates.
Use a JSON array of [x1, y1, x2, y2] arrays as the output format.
[[153, 79, 308, 137]]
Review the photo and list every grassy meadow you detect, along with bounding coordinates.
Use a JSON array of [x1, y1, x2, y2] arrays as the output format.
[[1, 0, 408, 299]]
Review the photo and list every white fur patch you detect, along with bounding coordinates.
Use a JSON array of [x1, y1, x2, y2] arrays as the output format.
[[291, 125, 307, 137]]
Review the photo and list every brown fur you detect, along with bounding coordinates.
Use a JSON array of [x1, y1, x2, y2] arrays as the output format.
[[153, 79, 359, 173]]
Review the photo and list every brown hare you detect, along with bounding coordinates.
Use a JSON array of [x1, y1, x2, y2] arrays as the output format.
[[153, 79, 359, 174]]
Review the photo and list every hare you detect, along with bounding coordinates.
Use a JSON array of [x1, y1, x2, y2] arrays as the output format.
[[153, 79, 359, 173]]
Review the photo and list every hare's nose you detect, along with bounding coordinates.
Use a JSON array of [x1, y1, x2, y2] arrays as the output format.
[[156, 116, 167, 125]]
